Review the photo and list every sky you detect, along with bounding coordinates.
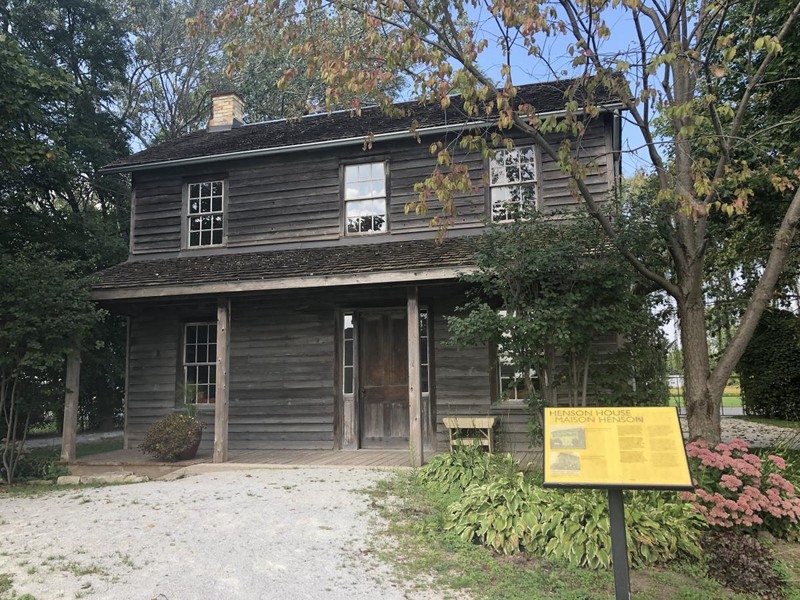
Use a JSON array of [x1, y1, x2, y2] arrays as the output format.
[[440, 2, 655, 177]]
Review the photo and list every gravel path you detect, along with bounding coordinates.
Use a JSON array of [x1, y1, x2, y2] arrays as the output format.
[[680, 416, 800, 448], [0, 468, 436, 600]]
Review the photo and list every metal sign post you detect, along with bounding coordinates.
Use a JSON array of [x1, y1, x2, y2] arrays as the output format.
[[607, 488, 631, 600]]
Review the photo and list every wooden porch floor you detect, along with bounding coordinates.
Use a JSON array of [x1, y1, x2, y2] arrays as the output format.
[[72, 447, 420, 469]]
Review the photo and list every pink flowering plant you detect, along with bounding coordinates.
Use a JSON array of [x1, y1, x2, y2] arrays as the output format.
[[681, 438, 800, 540]]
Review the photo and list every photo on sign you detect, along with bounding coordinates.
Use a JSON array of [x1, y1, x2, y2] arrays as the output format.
[[550, 452, 581, 474], [550, 426, 587, 450]]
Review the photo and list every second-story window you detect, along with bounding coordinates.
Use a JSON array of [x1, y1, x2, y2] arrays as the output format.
[[187, 180, 224, 247], [344, 163, 387, 234], [489, 147, 537, 222]]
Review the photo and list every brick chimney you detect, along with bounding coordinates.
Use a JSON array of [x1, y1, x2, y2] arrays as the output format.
[[208, 91, 245, 131]]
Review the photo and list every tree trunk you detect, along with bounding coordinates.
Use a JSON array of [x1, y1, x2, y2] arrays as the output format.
[[679, 296, 720, 443]]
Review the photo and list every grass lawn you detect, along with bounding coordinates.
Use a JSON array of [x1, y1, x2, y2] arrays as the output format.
[[366, 472, 779, 600], [670, 386, 742, 409], [21, 435, 123, 460]]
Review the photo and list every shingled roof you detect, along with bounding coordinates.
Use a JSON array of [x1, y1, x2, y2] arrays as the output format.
[[104, 79, 620, 172], [93, 237, 477, 300]]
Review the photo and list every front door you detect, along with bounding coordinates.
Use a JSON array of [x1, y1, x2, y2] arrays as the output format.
[[359, 310, 409, 448]]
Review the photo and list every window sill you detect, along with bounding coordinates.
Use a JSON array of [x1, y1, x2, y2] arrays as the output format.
[[345, 231, 389, 237], [185, 243, 226, 250]]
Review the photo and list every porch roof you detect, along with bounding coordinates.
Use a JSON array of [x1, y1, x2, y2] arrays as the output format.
[[92, 236, 477, 300]]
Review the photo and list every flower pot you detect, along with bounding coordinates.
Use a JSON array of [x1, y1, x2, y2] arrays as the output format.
[[176, 430, 202, 461]]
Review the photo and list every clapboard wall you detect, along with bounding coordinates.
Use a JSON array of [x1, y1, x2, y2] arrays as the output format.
[[124, 284, 621, 455], [129, 116, 613, 256], [227, 298, 336, 450]]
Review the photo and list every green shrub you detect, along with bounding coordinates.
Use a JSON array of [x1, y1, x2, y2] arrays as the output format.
[[1, 448, 69, 481], [419, 446, 519, 494], [447, 473, 705, 568], [700, 530, 784, 597], [138, 413, 204, 461], [739, 308, 800, 420]]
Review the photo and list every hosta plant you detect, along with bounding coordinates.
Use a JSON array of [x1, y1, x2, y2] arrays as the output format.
[[447, 472, 704, 568], [419, 445, 518, 494]]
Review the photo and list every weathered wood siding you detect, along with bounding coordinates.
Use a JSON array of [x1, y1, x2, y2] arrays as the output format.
[[124, 283, 622, 456], [129, 116, 613, 255], [126, 311, 217, 451], [228, 298, 335, 450]]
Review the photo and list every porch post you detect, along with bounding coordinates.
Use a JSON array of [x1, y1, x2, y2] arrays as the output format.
[[407, 286, 423, 467], [60, 347, 81, 463], [214, 298, 231, 463]]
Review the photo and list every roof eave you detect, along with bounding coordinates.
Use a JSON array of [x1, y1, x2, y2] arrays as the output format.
[[101, 103, 625, 174], [91, 265, 474, 301]]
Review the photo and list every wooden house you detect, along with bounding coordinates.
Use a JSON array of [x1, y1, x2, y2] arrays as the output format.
[[63, 81, 622, 465]]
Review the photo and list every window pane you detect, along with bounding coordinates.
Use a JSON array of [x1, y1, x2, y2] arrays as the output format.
[[344, 340, 354, 367], [187, 180, 224, 247], [504, 149, 521, 183], [186, 344, 196, 363], [344, 367, 353, 395], [520, 148, 536, 181], [344, 315, 353, 339], [421, 367, 429, 393], [489, 153, 508, 185], [344, 163, 385, 199], [346, 199, 386, 233]]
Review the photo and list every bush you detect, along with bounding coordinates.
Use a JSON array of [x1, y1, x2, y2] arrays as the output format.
[[682, 439, 800, 539], [447, 472, 705, 567], [138, 413, 204, 461], [739, 308, 800, 420], [419, 446, 518, 494], [701, 530, 784, 597], [1, 448, 69, 482]]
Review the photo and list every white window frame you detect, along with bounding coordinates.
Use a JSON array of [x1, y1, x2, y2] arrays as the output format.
[[185, 180, 226, 248], [489, 146, 538, 222], [183, 322, 217, 405], [343, 162, 388, 235]]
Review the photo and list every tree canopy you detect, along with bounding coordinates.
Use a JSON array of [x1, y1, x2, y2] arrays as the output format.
[[219, 0, 800, 442]]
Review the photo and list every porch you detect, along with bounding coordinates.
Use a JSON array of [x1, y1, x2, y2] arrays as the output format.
[[70, 447, 417, 473], [66, 446, 542, 480]]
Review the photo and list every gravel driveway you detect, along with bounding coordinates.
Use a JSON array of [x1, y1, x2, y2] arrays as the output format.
[[1, 468, 435, 600]]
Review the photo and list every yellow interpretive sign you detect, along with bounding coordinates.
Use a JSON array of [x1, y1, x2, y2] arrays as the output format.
[[542, 406, 693, 490]]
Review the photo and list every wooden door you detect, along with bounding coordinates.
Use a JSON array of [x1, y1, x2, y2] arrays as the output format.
[[359, 311, 409, 448]]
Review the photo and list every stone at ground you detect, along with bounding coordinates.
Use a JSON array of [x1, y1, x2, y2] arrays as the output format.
[[55, 475, 80, 485], [54, 472, 150, 485]]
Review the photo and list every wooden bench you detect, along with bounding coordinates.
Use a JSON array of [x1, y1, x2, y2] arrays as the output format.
[[442, 416, 497, 454]]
